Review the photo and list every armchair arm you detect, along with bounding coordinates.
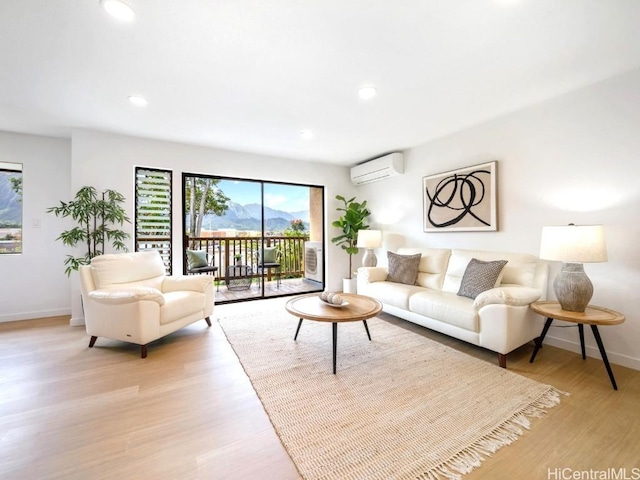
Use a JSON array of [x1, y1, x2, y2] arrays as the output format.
[[473, 287, 542, 310], [88, 287, 165, 306], [163, 275, 213, 293]]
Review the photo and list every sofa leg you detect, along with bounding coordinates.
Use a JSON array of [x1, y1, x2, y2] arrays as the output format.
[[141, 345, 148, 358], [498, 353, 507, 368], [204, 316, 212, 327], [88, 336, 97, 348]]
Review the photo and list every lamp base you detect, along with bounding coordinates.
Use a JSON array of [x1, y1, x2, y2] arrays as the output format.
[[362, 249, 377, 267], [553, 263, 593, 312]]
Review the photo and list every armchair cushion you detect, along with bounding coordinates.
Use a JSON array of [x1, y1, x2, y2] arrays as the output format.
[[186, 249, 209, 268], [88, 287, 165, 306]]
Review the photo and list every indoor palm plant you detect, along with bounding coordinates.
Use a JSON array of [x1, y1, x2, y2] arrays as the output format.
[[331, 194, 371, 291], [48, 186, 131, 275]]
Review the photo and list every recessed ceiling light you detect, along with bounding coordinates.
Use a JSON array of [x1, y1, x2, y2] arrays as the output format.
[[101, 0, 136, 22], [358, 85, 377, 100], [128, 95, 147, 107], [299, 130, 314, 140]]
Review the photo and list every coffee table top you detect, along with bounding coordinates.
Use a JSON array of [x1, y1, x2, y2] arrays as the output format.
[[285, 293, 382, 323]]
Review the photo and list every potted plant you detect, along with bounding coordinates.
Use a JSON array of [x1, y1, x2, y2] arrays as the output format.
[[48, 186, 131, 276], [331, 194, 371, 293], [234, 253, 242, 265]]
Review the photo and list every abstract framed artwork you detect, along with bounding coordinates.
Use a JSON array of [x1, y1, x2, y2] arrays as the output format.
[[423, 161, 497, 232]]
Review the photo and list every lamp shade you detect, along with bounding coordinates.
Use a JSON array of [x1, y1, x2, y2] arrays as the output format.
[[540, 225, 607, 263], [357, 229, 382, 248]]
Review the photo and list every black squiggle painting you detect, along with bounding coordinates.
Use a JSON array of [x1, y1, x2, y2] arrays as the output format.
[[423, 161, 497, 232]]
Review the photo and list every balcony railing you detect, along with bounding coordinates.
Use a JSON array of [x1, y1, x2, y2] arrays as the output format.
[[185, 235, 309, 279]]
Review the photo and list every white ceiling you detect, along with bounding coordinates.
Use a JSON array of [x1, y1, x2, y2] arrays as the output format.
[[1, 1, 640, 166]]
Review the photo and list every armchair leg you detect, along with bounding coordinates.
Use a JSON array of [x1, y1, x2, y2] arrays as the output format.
[[141, 345, 148, 358], [498, 353, 507, 368], [88, 336, 97, 348], [204, 316, 212, 327]]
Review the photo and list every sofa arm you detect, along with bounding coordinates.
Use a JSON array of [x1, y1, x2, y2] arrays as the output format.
[[88, 287, 165, 306], [473, 287, 542, 310], [357, 267, 388, 284], [163, 275, 213, 293]]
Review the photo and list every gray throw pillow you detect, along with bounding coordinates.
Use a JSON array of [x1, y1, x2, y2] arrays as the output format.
[[457, 258, 508, 299], [387, 251, 422, 285]]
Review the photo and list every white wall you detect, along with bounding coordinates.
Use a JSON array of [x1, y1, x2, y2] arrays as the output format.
[[0, 132, 72, 322], [68, 129, 354, 323], [357, 67, 640, 370]]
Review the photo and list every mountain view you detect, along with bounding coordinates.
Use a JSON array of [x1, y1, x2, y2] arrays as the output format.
[[199, 201, 309, 232], [0, 173, 22, 226]]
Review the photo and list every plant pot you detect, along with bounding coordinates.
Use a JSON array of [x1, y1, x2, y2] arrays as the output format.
[[343, 278, 357, 294]]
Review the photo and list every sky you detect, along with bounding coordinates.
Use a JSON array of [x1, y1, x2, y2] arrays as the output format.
[[216, 179, 310, 213]]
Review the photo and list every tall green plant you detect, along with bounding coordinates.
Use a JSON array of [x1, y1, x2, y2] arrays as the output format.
[[331, 194, 371, 279], [48, 186, 131, 275]]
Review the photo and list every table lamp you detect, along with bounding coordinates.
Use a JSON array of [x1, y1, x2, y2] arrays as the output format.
[[539, 224, 607, 312], [357, 230, 382, 267]]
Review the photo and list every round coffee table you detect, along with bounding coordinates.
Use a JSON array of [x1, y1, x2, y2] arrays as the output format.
[[285, 293, 383, 374]]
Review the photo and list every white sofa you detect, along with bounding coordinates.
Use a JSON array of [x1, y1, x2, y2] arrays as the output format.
[[357, 248, 548, 367], [79, 251, 215, 358]]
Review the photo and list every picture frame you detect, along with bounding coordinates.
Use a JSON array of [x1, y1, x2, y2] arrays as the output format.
[[423, 161, 497, 232]]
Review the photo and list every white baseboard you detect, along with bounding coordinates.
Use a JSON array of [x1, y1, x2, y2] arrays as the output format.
[[544, 334, 640, 371], [70, 316, 86, 327], [0, 308, 71, 324]]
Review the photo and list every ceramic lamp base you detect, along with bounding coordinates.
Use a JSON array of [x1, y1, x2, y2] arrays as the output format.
[[553, 262, 593, 312], [362, 249, 377, 267]]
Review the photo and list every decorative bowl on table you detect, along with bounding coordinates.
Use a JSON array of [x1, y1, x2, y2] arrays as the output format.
[[319, 291, 349, 307]]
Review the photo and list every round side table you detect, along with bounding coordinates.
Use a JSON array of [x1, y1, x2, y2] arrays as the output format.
[[529, 301, 625, 390]]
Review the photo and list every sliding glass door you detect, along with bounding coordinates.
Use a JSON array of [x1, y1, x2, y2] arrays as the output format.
[[183, 174, 324, 303]]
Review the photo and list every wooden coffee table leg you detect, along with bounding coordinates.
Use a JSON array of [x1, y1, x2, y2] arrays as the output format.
[[363, 320, 371, 341], [332, 322, 337, 374], [294, 318, 303, 340]]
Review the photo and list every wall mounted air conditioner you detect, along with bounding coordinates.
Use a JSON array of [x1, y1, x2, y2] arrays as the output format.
[[304, 241, 323, 283], [350, 152, 404, 186]]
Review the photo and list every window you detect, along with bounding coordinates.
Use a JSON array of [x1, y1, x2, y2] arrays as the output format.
[[0, 162, 22, 254], [135, 167, 172, 273]]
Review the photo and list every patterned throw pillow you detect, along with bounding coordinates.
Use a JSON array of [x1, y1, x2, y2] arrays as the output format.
[[387, 251, 422, 285], [457, 258, 508, 299], [186, 249, 208, 269]]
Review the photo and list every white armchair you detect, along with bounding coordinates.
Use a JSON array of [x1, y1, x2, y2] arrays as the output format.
[[79, 251, 214, 358]]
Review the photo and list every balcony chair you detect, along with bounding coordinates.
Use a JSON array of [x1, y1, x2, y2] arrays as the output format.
[[255, 246, 281, 288], [79, 251, 215, 358], [186, 248, 218, 290]]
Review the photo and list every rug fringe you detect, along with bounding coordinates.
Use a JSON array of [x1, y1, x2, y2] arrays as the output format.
[[418, 387, 568, 480]]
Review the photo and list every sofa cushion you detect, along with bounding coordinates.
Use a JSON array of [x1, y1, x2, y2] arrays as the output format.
[[359, 281, 425, 311], [397, 247, 451, 290], [457, 258, 507, 299], [410, 290, 479, 332], [387, 251, 421, 285]]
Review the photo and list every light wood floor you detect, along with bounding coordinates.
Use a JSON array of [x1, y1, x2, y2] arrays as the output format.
[[1, 298, 639, 480]]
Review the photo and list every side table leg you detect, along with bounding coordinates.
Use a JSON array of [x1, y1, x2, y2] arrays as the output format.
[[363, 320, 372, 341], [294, 318, 303, 340], [332, 322, 337, 375], [530, 317, 554, 363], [578, 324, 586, 360], [590, 325, 618, 391]]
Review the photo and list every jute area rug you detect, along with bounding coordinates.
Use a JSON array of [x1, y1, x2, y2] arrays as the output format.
[[217, 299, 564, 480]]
